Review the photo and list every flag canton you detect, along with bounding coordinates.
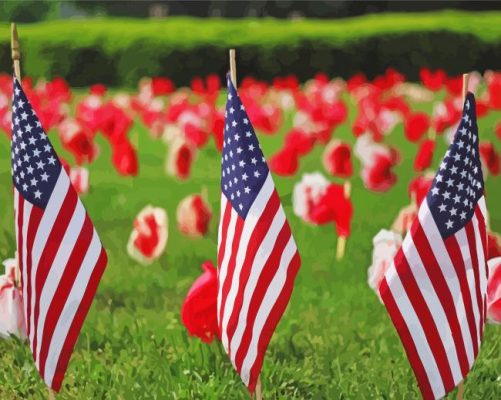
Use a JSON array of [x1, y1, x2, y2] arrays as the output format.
[[221, 77, 269, 219], [427, 93, 484, 238], [11, 77, 62, 209]]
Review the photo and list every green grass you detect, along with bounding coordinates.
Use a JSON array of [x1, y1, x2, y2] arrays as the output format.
[[0, 91, 500, 399]]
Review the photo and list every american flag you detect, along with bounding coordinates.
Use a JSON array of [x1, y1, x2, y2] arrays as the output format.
[[217, 76, 301, 391], [380, 92, 488, 400], [11, 77, 108, 392]]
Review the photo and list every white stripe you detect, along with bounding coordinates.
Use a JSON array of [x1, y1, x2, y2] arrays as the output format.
[[21, 199, 33, 344], [229, 207, 286, 367], [220, 175, 274, 352], [385, 265, 445, 399], [44, 230, 102, 388], [471, 214, 487, 324], [29, 171, 70, 347], [240, 236, 296, 386], [35, 201, 86, 366], [402, 235, 463, 384], [477, 196, 487, 224], [455, 228, 481, 350], [217, 207, 237, 337], [419, 202, 474, 365]]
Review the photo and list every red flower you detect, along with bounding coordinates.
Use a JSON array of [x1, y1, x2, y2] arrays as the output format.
[[414, 139, 436, 172], [488, 232, 501, 260], [419, 68, 446, 91], [269, 146, 299, 176], [167, 139, 196, 180], [323, 140, 353, 178], [181, 261, 219, 343], [151, 77, 175, 96], [487, 257, 501, 324], [363, 152, 398, 192], [445, 75, 463, 96], [284, 129, 315, 156], [408, 175, 433, 206], [90, 84, 107, 96], [479, 142, 500, 176], [127, 206, 168, 265], [58, 118, 98, 165], [487, 73, 501, 110], [177, 192, 212, 237], [112, 139, 139, 176], [70, 167, 89, 195], [346, 73, 367, 93], [404, 112, 430, 142]]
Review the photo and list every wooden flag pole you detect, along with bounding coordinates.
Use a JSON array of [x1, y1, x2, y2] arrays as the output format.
[[462, 73, 470, 103], [10, 23, 21, 288], [336, 181, 351, 261], [229, 48, 263, 400], [457, 381, 465, 400]]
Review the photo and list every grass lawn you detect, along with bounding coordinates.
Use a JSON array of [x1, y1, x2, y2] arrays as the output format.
[[0, 91, 500, 399]]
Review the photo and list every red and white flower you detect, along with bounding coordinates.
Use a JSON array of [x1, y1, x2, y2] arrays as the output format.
[[127, 206, 168, 265], [0, 258, 26, 340], [177, 192, 212, 237]]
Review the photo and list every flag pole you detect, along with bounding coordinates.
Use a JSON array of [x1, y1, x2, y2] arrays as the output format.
[[229, 48, 263, 400], [455, 72, 470, 400], [336, 181, 351, 260], [10, 23, 22, 288]]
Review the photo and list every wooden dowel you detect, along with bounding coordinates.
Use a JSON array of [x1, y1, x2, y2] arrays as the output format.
[[456, 381, 465, 400], [254, 376, 263, 400], [336, 181, 351, 261], [462, 73, 470, 103], [11, 23, 21, 80], [48, 388, 56, 400], [229, 49, 237, 88]]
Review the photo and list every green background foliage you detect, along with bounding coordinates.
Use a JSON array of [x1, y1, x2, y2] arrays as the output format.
[[0, 90, 499, 398], [1, 11, 501, 87]]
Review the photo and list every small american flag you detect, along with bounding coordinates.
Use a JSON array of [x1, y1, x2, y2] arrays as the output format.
[[11, 77, 108, 391], [380, 92, 488, 399], [217, 76, 301, 391]]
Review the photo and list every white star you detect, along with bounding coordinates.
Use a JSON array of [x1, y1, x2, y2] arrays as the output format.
[[234, 133, 240, 141], [242, 173, 248, 181], [451, 166, 458, 175], [243, 118, 249, 125], [30, 177, 38, 187], [453, 194, 461, 204], [460, 211, 467, 220], [229, 107, 234, 114], [41, 172, 49, 182], [459, 127, 468, 136], [17, 99, 25, 108], [231, 120, 237, 127], [445, 220, 454, 229], [462, 114, 469, 123], [245, 131, 252, 137], [25, 124, 33, 133], [458, 140, 464, 149], [244, 186, 251, 194], [22, 183, 28, 191], [446, 178, 454, 187], [23, 154, 30, 162], [34, 190, 42, 199], [239, 160, 245, 168], [33, 149, 41, 158], [436, 174, 443, 183], [236, 190, 241, 197], [20, 111, 28, 120], [238, 204, 243, 210], [443, 191, 451, 200], [450, 207, 457, 216], [20, 142, 27, 150], [36, 121, 42, 128], [236, 147, 242, 154], [36, 160, 45, 170], [431, 187, 439, 196], [248, 144, 255, 151], [440, 161, 447, 170], [251, 157, 257, 165], [254, 170, 260, 178], [438, 204, 447, 212], [454, 153, 461, 162], [27, 165, 34, 175], [28, 137, 36, 145], [48, 156, 56, 165]]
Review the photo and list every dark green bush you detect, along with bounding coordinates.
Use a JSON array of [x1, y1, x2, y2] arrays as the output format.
[[1, 11, 501, 87]]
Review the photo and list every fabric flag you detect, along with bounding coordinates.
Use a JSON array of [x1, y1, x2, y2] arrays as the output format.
[[217, 76, 301, 391], [11, 77, 108, 392], [380, 92, 488, 400]]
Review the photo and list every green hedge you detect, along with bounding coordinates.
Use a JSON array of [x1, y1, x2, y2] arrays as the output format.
[[1, 11, 501, 87]]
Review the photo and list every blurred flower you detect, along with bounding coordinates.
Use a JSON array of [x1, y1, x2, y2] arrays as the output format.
[[404, 112, 430, 143], [112, 139, 139, 176], [419, 68, 446, 92], [488, 231, 501, 260], [177, 192, 212, 237], [408, 174, 434, 206], [487, 257, 501, 324], [70, 167, 89, 195], [414, 139, 436, 172], [479, 142, 500, 176], [368, 229, 402, 301], [166, 138, 196, 180], [0, 258, 26, 340], [151, 77, 176, 96], [127, 206, 168, 265], [58, 118, 98, 165], [322, 140, 353, 178], [269, 146, 299, 176], [181, 260, 219, 343], [391, 203, 418, 235]]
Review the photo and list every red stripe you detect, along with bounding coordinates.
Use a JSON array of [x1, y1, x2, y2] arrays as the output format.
[[412, 222, 470, 377], [379, 277, 435, 400], [226, 191, 280, 357], [392, 247, 455, 392], [234, 222, 291, 375], [218, 216, 245, 336], [50, 247, 107, 392], [38, 216, 94, 379], [247, 250, 301, 392], [32, 188, 78, 360], [444, 236, 479, 357], [217, 200, 232, 268], [464, 221, 484, 343]]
